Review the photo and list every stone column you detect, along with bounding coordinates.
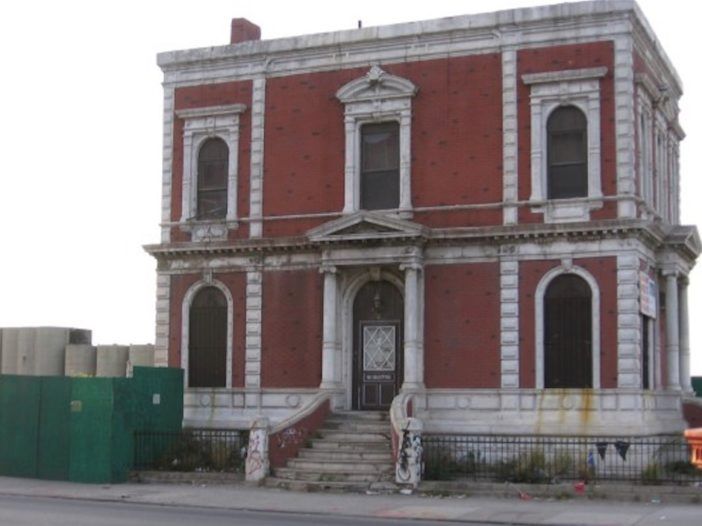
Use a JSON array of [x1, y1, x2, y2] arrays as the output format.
[[679, 278, 692, 392], [320, 265, 339, 388], [401, 263, 424, 390], [665, 272, 681, 390]]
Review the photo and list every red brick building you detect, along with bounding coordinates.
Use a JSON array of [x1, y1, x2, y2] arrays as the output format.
[[146, 1, 699, 436]]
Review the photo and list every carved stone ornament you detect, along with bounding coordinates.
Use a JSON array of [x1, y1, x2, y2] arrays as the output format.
[[336, 66, 418, 103], [192, 223, 228, 242]]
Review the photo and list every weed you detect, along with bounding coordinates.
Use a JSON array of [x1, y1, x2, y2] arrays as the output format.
[[641, 463, 661, 485]]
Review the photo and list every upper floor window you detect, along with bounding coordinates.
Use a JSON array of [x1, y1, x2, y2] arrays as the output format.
[[522, 67, 606, 223], [336, 66, 417, 216], [175, 103, 246, 241], [197, 138, 229, 220], [361, 122, 400, 210], [547, 106, 587, 199]]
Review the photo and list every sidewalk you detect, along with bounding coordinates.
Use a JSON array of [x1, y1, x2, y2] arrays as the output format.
[[0, 475, 700, 525]]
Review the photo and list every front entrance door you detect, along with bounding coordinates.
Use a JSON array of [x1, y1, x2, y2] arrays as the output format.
[[353, 280, 403, 410]]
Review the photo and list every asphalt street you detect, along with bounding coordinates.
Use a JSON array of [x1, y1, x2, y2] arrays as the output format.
[[0, 476, 700, 525], [0, 494, 464, 526]]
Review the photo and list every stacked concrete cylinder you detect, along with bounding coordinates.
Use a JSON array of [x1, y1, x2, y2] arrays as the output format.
[[1, 328, 19, 374], [34, 328, 76, 376], [65, 344, 97, 376], [126, 344, 155, 377], [16, 328, 35, 375], [96, 345, 130, 377], [1, 327, 91, 376]]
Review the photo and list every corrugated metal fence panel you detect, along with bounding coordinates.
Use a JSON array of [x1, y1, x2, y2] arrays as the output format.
[[68, 377, 114, 483], [132, 366, 184, 432], [0, 368, 184, 483], [0, 375, 40, 477], [37, 376, 72, 480], [111, 378, 135, 483]]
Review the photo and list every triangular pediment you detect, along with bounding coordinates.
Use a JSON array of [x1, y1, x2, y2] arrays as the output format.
[[307, 211, 427, 243], [336, 66, 418, 103], [665, 225, 702, 259]]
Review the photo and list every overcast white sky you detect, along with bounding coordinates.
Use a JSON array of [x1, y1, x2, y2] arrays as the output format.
[[0, 0, 700, 374]]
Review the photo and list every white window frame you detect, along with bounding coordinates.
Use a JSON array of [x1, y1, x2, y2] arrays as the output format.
[[635, 75, 656, 213], [336, 66, 417, 217], [534, 264, 601, 390], [654, 112, 668, 220], [181, 278, 234, 389], [176, 104, 246, 239], [523, 67, 607, 223]]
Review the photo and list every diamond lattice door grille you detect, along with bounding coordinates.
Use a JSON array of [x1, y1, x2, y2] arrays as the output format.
[[363, 325, 396, 371]]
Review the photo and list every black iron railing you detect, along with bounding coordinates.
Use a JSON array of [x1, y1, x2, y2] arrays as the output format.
[[423, 434, 701, 484], [134, 428, 248, 472]]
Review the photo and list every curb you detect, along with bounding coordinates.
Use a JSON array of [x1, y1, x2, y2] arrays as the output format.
[[418, 480, 702, 504]]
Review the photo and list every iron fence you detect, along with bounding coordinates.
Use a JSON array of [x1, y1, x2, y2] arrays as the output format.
[[134, 428, 248, 472], [422, 434, 701, 484]]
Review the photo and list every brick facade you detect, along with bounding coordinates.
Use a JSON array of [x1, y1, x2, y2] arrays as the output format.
[[147, 1, 699, 434]]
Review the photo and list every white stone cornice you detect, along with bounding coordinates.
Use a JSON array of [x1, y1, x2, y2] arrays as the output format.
[[635, 72, 662, 102], [158, 3, 655, 88], [521, 66, 607, 85], [175, 104, 247, 120], [159, 1, 639, 71]]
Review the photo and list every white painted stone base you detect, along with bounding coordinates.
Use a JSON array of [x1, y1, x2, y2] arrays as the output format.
[[414, 388, 685, 436], [182, 387, 686, 436], [183, 388, 321, 429]]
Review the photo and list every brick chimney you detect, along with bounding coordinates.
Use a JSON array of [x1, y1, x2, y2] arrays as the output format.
[[230, 18, 261, 44]]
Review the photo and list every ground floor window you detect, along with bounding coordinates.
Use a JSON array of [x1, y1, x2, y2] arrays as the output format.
[[544, 274, 592, 388], [188, 286, 227, 387]]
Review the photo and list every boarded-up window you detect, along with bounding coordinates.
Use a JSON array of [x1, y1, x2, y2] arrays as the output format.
[[197, 138, 228, 219], [189, 287, 227, 387], [360, 122, 399, 210], [544, 274, 592, 388], [547, 106, 587, 199]]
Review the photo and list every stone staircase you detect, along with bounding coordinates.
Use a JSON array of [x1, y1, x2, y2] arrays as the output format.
[[266, 410, 396, 492]]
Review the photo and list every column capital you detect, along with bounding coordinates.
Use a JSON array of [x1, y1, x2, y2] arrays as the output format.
[[319, 264, 338, 275], [661, 268, 680, 278], [399, 261, 423, 272]]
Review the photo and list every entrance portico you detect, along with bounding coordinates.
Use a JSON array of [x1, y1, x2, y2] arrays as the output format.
[[309, 212, 427, 409]]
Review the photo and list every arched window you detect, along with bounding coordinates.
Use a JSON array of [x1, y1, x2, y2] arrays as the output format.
[[547, 106, 587, 199], [544, 274, 592, 388], [188, 286, 227, 387], [197, 138, 229, 220]]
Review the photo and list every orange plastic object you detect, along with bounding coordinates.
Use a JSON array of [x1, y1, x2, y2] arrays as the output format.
[[683, 428, 702, 469]]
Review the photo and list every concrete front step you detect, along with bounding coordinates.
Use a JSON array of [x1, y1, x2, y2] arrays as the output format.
[[265, 477, 399, 493], [287, 458, 393, 472], [323, 421, 392, 433], [297, 449, 392, 462], [330, 411, 388, 421], [308, 439, 391, 451], [317, 430, 391, 442], [274, 467, 394, 483], [269, 410, 395, 491]]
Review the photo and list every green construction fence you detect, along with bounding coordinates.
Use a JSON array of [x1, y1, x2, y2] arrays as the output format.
[[0, 366, 183, 483], [693, 376, 702, 398]]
